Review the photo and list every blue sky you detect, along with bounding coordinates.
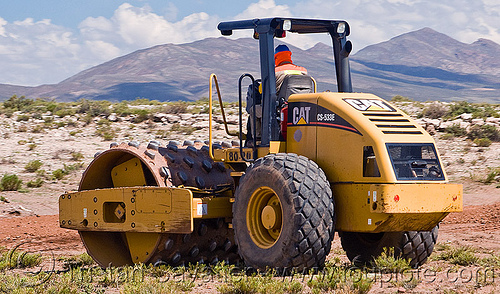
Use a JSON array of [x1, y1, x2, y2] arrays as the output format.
[[0, 0, 499, 86]]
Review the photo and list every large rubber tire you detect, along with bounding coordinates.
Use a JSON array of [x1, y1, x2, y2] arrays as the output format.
[[233, 153, 334, 271], [339, 225, 439, 268]]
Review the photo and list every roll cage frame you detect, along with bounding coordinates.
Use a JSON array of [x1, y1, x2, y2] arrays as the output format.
[[217, 17, 353, 146]]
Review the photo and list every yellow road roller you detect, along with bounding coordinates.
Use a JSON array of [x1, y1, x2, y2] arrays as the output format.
[[59, 17, 462, 270]]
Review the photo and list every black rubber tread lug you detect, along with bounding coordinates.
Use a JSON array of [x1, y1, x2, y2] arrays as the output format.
[[128, 141, 140, 148], [147, 141, 159, 150], [340, 225, 439, 268], [183, 156, 195, 168], [401, 225, 439, 268]]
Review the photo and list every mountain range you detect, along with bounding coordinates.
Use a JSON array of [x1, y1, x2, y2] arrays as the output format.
[[1, 27, 499, 103]]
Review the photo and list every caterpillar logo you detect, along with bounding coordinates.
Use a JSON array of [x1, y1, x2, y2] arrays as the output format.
[[344, 98, 395, 112], [287, 102, 362, 135], [292, 106, 311, 125]]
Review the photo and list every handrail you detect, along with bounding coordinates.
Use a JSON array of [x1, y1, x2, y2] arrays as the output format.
[[311, 77, 317, 93], [209, 73, 238, 160], [238, 73, 256, 162]]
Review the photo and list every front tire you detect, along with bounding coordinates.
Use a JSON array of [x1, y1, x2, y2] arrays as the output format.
[[233, 153, 334, 271]]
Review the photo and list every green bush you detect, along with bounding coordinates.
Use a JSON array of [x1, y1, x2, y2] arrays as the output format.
[[16, 114, 30, 122], [474, 138, 492, 147], [444, 124, 467, 137], [24, 160, 43, 172], [0, 174, 22, 191], [467, 124, 500, 142], [54, 108, 76, 117], [484, 168, 499, 184], [26, 178, 44, 188], [2, 95, 33, 111], [0, 247, 42, 270], [63, 163, 84, 173], [219, 270, 303, 294], [31, 124, 45, 133], [162, 101, 189, 114], [446, 101, 500, 119], [131, 109, 151, 123], [112, 101, 132, 116], [447, 101, 480, 118], [373, 247, 412, 273], [96, 126, 117, 141], [129, 98, 161, 106], [58, 253, 95, 270], [440, 133, 455, 140], [71, 151, 84, 161], [77, 99, 111, 117], [52, 169, 68, 180], [307, 266, 372, 294], [422, 103, 449, 119], [390, 95, 413, 102], [433, 244, 479, 266]]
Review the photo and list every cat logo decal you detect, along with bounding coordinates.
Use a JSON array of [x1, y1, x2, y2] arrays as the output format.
[[344, 99, 396, 112]]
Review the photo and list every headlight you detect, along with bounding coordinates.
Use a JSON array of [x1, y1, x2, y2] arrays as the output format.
[[336, 22, 346, 34], [283, 19, 292, 31]]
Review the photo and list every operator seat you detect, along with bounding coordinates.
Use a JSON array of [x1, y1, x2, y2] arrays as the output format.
[[277, 74, 315, 104], [245, 74, 315, 147]]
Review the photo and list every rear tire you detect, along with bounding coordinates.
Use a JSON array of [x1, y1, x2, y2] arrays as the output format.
[[339, 225, 438, 268], [233, 153, 334, 271]]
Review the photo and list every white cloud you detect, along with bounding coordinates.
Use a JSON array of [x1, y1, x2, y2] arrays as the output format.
[[79, 3, 219, 50], [84, 40, 121, 61], [0, 0, 499, 86], [0, 2, 222, 85], [0, 18, 83, 85], [228, 0, 324, 49], [290, 0, 500, 51], [0, 17, 7, 37], [235, 0, 292, 19], [162, 2, 179, 21], [80, 16, 114, 35]]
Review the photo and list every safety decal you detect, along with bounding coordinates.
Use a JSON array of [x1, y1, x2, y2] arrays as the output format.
[[343, 98, 396, 112], [288, 102, 361, 135]]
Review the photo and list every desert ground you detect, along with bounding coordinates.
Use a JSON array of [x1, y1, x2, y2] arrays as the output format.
[[0, 99, 499, 293]]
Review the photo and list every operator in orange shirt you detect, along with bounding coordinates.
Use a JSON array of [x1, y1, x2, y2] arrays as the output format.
[[274, 44, 308, 93]]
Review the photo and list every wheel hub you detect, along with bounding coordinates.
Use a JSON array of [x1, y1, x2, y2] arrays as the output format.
[[261, 205, 278, 229], [247, 187, 283, 249]]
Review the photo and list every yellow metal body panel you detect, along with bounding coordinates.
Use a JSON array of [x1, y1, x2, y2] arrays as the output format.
[[333, 183, 462, 232], [286, 95, 318, 162], [59, 187, 194, 234], [370, 183, 462, 213], [111, 157, 146, 187], [60, 187, 236, 233], [287, 92, 440, 183], [284, 92, 463, 232], [125, 232, 161, 263], [269, 141, 286, 153], [192, 197, 233, 218]]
